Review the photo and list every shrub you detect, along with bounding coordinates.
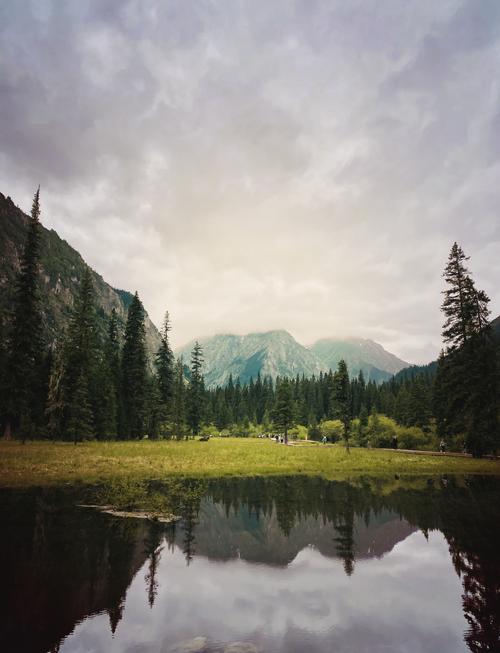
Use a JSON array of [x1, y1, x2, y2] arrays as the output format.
[[289, 425, 308, 440], [319, 420, 344, 443], [366, 414, 397, 448], [199, 424, 219, 437], [397, 426, 432, 450]]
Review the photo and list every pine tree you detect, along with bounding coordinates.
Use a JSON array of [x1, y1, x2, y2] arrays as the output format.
[[466, 330, 499, 456], [5, 188, 44, 440], [187, 342, 205, 436], [121, 292, 148, 438], [438, 243, 499, 455], [155, 311, 174, 409], [45, 342, 65, 440], [172, 358, 186, 439], [61, 266, 100, 441], [97, 308, 121, 439], [333, 359, 351, 451], [441, 242, 476, 352], [272, 378, 295, 443], [66, 370, 94, 444]]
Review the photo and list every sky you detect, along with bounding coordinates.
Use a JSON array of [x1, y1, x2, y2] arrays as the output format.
[[1, 0, 500, 364]]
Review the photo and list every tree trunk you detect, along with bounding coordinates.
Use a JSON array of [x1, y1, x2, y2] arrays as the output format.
[[3, 418, 12, 440]]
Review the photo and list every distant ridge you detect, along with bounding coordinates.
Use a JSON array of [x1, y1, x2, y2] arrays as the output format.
[[176, 330, 410, 388]]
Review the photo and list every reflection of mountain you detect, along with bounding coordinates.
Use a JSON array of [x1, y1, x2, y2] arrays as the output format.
[[1, 476, 500, 653], [187, 500, 416, 567]]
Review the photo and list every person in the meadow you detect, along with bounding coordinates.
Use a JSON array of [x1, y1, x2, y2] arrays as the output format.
[[322, 435, 327, 444], [392, 435, 398, 450], [440, 439, 446, 454]]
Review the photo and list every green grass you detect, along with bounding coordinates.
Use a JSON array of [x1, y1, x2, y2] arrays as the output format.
[[1, 438, 500, 487]]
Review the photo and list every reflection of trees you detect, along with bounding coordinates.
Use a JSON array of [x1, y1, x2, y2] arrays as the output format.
[[459, 551, 500, 652], [1, 476, 500, 653], [380, 476, 500, 653], [177, 479, 206, 565], [144, 524, 164, 608], [0, 487, 156, 652], [333, 485, 355, 576], [442, 479, 500, 653]]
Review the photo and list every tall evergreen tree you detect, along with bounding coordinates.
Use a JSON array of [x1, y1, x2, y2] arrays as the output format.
[[45, 342, 65, 440], [441, 242, 476, 352], [333, 359, 351, 451], [438, 243, 499, 455], [187, 342, 205, 436], [5, 188, 44, 440], [172, 358, 187, 439], [272, 378, 295, 444], [466, 328, 499, 456], [121, 292, 148, 439], [93, 309, 120, 439], [61, 266, 100, 442], [155, 312, 174, 402]]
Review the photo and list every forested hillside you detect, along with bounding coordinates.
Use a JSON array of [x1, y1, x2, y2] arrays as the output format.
[[0, 192, 161, 357]]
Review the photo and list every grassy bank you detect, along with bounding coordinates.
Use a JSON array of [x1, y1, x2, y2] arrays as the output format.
[[1, 438, 500, 487]]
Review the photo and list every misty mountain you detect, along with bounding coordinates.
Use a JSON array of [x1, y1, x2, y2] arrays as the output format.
[[176, 330, 410, 387], [311, 337, 409, 381], [176, 330, 325, 388], [0, 192, 161, 357]]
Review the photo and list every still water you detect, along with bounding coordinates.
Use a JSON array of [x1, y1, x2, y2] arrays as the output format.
[[1, 475, 499, 653]]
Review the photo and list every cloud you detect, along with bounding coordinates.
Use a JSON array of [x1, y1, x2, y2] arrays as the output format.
[[63, 531, 465, 653], [1, 0, 499, 362]]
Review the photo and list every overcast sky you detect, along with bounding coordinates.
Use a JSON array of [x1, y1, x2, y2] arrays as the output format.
[[1, 0, 499, 363]]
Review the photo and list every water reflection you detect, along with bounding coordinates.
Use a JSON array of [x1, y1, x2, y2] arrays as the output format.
[[0, 475, 499, 652]]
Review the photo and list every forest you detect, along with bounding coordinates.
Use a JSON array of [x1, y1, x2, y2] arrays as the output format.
[[1, 189, 499, 457]]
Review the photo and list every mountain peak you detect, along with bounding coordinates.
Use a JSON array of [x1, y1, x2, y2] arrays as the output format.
[[176, 330, 409, 387]]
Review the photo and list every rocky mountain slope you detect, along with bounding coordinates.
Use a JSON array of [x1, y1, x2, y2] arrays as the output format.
[[0, 191, 161, 357], [311, 337, 409, 381], [177, 330, 325, 388], [176, 330, 409, 387]]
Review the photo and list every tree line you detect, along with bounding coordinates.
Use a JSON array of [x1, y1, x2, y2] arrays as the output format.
[[0, 190, 498, 454], [0, 190, 204, 442]]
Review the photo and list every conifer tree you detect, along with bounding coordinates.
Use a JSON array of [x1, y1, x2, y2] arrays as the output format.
[[272, 378, 295, 443], [333, 359, 351, 451], [45, 342, 65, 440], [155, 312, 174, 406], [153, 311, 174, 434], [187, 342, 205, 436], [121, 292, 148, 438], [172, 358, 186, 439], [5, 187, 44, 440], [66, 370, 94, 444], [438, 243, 499, 455], [99, 308, 121, 438], [441, 242, 476, 351], [61, 266, 100, 441]]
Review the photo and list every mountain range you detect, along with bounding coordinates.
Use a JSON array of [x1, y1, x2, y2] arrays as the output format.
[[10, 188, 497, 389], [176, 330, 410, 387]]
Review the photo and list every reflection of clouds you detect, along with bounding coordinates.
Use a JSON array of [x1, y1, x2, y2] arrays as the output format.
[[61, 531, 467, 653], [2, 1, 500, 363]]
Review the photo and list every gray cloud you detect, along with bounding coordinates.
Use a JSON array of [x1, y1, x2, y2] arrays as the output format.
[[1, 0, 499, 362]]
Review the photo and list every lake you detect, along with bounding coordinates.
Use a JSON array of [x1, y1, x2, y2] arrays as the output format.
[[1, 475, 499, 653]]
